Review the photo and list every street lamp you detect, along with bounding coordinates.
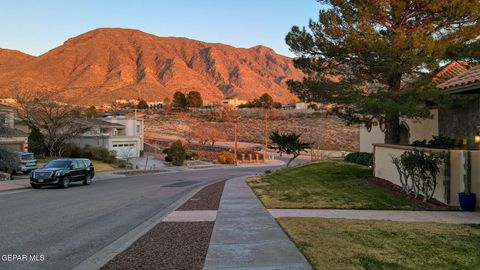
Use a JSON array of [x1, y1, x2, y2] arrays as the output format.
[[475, 126, 480, 144]]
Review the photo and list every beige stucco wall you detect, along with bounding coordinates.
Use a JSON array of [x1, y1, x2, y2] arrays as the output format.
[[374, 144, 480, 210], [360, 109, 439, 153]]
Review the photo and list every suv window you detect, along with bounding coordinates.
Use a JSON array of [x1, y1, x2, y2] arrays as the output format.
[[72, 160, 85, 169], [82, 160, 92, 167]]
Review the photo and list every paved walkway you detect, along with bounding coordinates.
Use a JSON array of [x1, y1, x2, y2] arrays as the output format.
[[269, 209, 480, 224], [203, 177, 312, 270]]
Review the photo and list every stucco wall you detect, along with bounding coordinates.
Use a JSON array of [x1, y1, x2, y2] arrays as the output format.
[[374, 144, 480, 210], [439, 96, 480, 150], [360, 109, 439, 153]]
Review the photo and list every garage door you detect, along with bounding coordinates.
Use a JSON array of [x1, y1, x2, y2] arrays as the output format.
[[0, 143, 22, 152], [112, 142, 136, 158]]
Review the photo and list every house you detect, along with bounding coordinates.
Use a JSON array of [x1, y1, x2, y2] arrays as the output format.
[[437, 64, 480, 150], [72, 115, 144, 159], [359, 62, 474, 153], [222, 98, 247, 107], [147, 101, 163, 110], [0, 105, 28, 152], [372, 63, 480, 209]]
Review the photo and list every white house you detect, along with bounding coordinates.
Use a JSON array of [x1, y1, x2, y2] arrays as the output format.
[[0, 105, 28, 152], [72, 115, 144, 159]]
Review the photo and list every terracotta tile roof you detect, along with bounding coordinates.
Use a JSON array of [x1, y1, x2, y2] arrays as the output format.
[[437, 64, 480, 93], [432, 62, 470, 84]]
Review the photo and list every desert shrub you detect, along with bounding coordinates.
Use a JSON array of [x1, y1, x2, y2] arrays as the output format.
[[344, 152, 373, 167], [186, 151, 200, 160], [163, 140, 186, 166], [117, 159, 128, 168], [392, 149, 446, 202], [217, 151, 235, 164]]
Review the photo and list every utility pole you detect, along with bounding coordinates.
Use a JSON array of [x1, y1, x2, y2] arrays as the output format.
[[264, 109, 269, 162], [234, 122, 238, 165]]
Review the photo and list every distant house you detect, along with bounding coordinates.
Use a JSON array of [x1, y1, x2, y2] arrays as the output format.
[[147, 101, 163, 110], [282, 102, 323, 111], [0, 105, 28, 152], [72, 115, 144, 159], [222, 98, 247, 107]]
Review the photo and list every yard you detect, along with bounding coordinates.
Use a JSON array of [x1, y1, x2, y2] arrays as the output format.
[[278, 218, 480, 270], [247, 159, 420, 210]]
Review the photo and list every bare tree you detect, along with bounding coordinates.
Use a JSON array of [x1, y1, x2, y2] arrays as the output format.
[[16, 97, 91, 157]]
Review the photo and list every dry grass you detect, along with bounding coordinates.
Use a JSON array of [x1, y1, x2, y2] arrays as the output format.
[[91, 160, 116, 172], [247, 160, 420, 210], [278, 218, 480, 270]]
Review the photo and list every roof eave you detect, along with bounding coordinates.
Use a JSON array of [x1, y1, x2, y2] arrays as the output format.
[[443, 82, 480, 94]]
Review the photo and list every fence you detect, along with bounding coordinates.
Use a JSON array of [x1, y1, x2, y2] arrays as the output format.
[[373, 144, 480, 209]]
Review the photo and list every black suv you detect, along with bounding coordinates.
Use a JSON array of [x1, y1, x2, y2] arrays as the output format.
[[30, 159, 95, 189]]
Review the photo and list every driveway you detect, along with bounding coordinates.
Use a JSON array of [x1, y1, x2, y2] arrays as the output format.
[[0, 165, 279, 270]]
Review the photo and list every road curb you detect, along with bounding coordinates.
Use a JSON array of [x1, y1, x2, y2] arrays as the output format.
[[70, 179, 225, 270]]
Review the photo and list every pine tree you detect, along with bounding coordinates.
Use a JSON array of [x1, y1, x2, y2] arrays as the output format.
[[286, 0, 480, 143]]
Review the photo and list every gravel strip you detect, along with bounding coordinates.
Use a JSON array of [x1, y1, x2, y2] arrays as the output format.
[[100, 222, 214, 270], [177, 180, 226, 211]]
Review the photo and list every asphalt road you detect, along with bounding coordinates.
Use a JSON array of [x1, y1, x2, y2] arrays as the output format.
[[0, 166, 279, 270]]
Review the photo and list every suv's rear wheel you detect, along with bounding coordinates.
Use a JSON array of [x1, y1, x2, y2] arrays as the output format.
[[60, 175, 70, 188], [83, 174, 92, 185]]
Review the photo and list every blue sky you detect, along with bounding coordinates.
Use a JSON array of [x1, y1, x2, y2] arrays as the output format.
[[0, 0, 324, 57]]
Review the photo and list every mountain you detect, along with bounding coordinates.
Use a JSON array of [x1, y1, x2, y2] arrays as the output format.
[[0, 49, 35, 73], [0, 28, 302, 105]]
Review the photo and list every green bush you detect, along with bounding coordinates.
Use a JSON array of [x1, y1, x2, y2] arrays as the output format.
[[412, 135, 455, 150], [217, 151, 235, 164], [344, 152, 374, 167], [186, 151, 200, 160], [63, 144, 116, 163], [163, 140, 186, 166]]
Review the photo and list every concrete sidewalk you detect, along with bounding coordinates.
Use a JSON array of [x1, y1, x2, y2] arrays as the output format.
[[203, 177, 312, 270], [269, 209, 480, 224]]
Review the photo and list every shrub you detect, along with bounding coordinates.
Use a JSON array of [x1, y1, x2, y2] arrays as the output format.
[[186, 151, 200, 160], [427, 135, 455, 149], [163, 140, 186, 166], [344, 152, 373, 167], [412, 135, 455, 149], [217, 151, 235, 164], [62, 144, 116, 163], [117, 159, 128, 168], [392, 149, 446, 202]]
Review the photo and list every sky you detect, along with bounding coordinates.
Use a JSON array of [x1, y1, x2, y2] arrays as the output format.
[[0, 0, 324, 57]]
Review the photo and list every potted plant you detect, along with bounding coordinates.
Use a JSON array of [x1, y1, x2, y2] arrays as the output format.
[[459, 151, 476, 211]]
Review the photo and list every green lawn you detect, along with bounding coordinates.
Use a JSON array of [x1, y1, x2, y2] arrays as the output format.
[[247, 159, 420, 210], [278, 218, 480, 270]]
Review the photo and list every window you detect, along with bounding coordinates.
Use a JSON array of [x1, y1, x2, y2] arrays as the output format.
[[82, 160, 91, 167], [136, 125, 141, 134], [72, 160, 84, 169]]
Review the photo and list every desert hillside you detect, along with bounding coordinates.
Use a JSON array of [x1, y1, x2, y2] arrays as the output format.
[[0, 28, 303, 104]]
